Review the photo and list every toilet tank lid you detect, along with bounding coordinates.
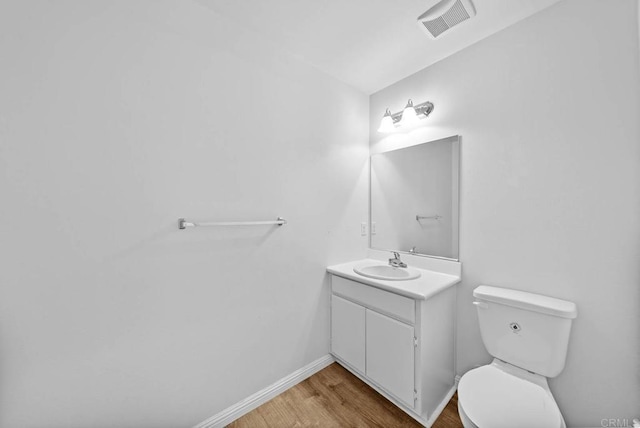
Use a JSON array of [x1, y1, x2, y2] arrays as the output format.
[[474, 285, 577, 319]]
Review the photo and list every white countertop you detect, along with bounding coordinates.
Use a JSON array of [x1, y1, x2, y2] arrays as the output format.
[[327, 258, 461, 300]]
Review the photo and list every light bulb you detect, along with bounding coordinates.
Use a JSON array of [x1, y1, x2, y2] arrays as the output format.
[[399, 99, 419, 127], [377, 108, 396, 133]]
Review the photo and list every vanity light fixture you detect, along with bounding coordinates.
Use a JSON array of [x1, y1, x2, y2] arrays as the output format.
[[377, 99, 434, 133], [377, 109, 396, 133], [399, 99, 419, 127]]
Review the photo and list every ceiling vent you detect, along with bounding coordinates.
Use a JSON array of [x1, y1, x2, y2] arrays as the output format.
[[417, 0, 476, 39]]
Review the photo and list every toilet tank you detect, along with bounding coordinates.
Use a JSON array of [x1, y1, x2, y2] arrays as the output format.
[[473, 285, 577, 378]]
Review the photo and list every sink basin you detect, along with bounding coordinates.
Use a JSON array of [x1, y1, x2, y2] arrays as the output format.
[[353, 264, 421, 281]]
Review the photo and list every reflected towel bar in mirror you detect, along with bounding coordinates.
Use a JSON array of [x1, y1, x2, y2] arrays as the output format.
[[416, 215, 442, 221], [179, 217, 287, 229]]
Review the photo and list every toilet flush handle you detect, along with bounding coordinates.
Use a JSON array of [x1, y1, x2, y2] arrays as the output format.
[[473, 301, 489, 309]]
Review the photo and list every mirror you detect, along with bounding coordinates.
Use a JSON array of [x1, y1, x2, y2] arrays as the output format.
[[370, 135, 460, 260]]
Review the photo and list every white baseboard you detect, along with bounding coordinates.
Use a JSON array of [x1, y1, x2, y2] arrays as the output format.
[[193, 354, 335, 428], [425, 383, 458, 427]]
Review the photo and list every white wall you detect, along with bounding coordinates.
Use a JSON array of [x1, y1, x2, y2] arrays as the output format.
[[370, 0, 640, 426], [0, 1, 368, 427]]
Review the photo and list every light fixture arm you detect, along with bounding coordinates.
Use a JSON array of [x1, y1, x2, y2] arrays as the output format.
[[389, 101, 434, 124]]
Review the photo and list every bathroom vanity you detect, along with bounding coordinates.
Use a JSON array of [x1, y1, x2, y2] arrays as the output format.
[[329, 135, 462, 426], [327, 254, 461, 427]]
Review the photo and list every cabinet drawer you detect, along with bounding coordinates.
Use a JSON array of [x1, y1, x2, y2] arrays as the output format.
[[332, 276, 415, 324]]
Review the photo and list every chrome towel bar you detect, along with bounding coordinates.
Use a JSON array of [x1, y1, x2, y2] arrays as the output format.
[[179, 217, 287, 229], [416, 214, 441, 221]]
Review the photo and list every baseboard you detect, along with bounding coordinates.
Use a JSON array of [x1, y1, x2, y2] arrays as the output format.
[[425, 383, 458, 427], [193, 354, 336, 428]]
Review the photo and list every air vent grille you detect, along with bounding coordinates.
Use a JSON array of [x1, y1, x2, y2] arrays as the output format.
[[422, 17, 449, 38], [418, 0, 475, 39], [443, 0, 471, 27]]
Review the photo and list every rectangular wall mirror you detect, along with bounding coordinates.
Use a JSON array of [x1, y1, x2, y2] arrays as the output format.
[[370, 135, 460, 261]]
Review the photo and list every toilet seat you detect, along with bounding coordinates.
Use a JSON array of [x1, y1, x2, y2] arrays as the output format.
[[458, 362, 563, 428]]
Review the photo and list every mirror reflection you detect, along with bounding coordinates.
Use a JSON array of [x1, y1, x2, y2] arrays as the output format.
[[370, 135, 460, 260]]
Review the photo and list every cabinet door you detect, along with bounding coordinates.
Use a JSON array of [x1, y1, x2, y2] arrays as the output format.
[[366, 309, 415, 407], [331, 295, 366, 373]]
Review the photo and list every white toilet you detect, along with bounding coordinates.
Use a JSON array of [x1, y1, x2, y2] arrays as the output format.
[[457, 285, 577, 428]]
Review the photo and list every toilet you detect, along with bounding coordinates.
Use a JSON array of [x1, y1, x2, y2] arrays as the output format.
[[457, 285, 577, 428]]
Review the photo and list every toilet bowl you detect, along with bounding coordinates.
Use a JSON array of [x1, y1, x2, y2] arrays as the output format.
[[457, 359, 565, 428], [457, 285, 577, 428]]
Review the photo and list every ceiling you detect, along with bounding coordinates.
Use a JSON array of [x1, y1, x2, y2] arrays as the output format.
[[197, 0, 562, 94]]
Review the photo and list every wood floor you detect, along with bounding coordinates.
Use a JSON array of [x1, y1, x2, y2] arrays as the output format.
[[227, 363, 463, 428]]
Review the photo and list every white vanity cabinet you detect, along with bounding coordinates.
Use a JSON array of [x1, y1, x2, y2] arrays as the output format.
[[330, 294, 365, 373], [329, 273, 457, 426], [365, 309, 415, 405]]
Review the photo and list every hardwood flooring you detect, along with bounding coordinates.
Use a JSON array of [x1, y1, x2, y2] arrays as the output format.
[[227, 363, 463, 428]]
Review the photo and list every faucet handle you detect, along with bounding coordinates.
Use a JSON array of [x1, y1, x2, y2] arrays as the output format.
[[389, 251, 407, 268]]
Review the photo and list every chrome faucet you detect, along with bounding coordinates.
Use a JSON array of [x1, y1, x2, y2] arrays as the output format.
[[409, 246, 417, 254], [388, 252, 407, 268]]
